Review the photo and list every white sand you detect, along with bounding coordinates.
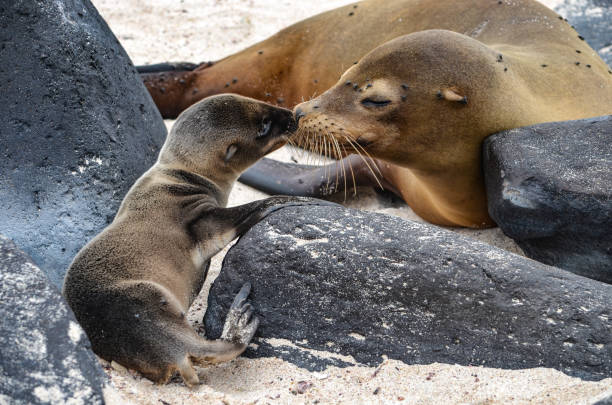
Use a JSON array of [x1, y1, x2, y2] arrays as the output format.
[[91, 0, 611, 403]]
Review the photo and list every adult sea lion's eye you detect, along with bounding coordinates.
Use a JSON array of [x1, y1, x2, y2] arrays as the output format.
[[257, 119, 272, 138], [361, 98, 391, 108]]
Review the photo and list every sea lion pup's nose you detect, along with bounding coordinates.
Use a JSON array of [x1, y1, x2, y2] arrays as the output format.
[[294, 107, 306, 124], [286, 116, 298, 132]]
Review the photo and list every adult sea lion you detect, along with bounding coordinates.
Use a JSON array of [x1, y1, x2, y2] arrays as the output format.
[[62, 94, 322, 386], [291, 26, 612, 227], [139, 0, 612, 227]]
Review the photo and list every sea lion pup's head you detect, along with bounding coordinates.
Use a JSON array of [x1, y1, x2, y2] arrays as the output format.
[[294, 30, 504, 170], [159, 94, 296, 183]]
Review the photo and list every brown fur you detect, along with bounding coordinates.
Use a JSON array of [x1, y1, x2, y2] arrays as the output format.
[[141, 0, 612, 227], [62, 95, 319, 385], [294, 23, 612, 227]]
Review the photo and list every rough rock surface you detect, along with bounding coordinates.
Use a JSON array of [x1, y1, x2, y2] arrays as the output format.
[[483, 115, 612, 284], [595, 393, 612, 405], [554, 0, 612, 66], [205, 206, 612, 381], [0, 0, 166, 286], [0, 235, 105, 404]]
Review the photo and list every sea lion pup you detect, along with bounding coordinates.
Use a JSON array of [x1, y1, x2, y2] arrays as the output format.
[[290, 29, 612, 228], [62, 94, 322, 386]]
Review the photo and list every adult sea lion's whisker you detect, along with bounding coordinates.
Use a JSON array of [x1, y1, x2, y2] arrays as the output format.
[[344, 134, 383, 176], [326, 132, 340, 192], [330, 134, 348, 199], [342, 134, 384, 190]]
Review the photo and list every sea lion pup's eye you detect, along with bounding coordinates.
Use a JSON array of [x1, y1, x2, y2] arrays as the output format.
[[257, 118, 272, 138], [225, 144, 238, 161], [361, 98, 392, 108]]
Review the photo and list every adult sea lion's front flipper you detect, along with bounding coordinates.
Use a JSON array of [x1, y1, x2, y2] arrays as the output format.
[[239, 155, 399, 198]]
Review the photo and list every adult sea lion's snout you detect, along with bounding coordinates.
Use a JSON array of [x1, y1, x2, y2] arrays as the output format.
[[294, 106, 306, 125]]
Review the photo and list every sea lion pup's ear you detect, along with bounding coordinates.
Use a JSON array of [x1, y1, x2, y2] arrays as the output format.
[[225, 144, 238, 162], [437, 88, 468, 105]]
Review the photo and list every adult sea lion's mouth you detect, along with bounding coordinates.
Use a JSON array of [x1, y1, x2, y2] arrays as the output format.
[[355, 136, 373, 148]]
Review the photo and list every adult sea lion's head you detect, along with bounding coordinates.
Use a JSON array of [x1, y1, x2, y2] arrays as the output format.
[[294, 30, 502, 170]]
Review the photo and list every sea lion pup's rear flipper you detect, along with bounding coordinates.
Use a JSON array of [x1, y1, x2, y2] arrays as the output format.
[[181, 283, 259, 384], [238, 155, 400, 198], [171, 283, 259, 387], [220, 283, 259, 344]]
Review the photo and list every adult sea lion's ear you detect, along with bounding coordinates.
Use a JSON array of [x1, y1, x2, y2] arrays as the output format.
[[437, 89, 468, 105]]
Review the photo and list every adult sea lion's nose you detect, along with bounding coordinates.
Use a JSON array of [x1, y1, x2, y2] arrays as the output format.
[[294, 107, 306, 124]]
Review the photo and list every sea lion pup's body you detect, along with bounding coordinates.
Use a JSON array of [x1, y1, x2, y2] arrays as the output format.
[[62, 95, 318, 386]]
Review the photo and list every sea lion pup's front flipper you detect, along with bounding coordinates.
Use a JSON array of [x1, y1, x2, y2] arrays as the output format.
[[239, 155, 401, 198], [186, 195, 339, 251]]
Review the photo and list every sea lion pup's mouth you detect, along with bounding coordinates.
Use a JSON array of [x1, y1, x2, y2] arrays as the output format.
[[261, 115, 298, 155]]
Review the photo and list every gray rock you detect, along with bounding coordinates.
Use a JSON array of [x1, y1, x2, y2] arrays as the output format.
[[0, 0, 166, 286], [554, 0, 612, 66], [594, 393, 612, 405], [205, 206, 612, 381], [0, 235, 105, 404], [483, 115, 612, 283]]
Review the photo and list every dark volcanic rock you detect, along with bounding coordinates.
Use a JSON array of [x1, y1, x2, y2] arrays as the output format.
[[554, 0, 612, 66], [0, 235, 105, 404], [594, 393, 612, 405], [483, 116, 612, 284], [0, 0, 166, 286], [205, 206, 612, 381]]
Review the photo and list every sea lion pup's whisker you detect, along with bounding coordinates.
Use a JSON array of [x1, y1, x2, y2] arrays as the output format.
[[342, 134, 384, 190]]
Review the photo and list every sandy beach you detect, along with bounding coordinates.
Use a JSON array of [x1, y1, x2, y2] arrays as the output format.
[[91, 0, 611, 403]]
